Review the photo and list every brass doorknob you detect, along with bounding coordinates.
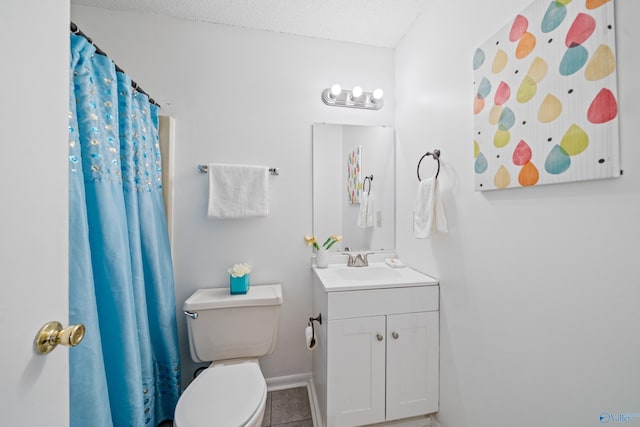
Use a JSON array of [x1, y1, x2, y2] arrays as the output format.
[[35, 321, 85, 355]]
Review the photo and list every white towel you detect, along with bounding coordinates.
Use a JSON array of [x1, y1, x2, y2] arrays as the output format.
[[414, 177, 448, 238], [357, 193, 375, 228], [207, 163, 269, 218]]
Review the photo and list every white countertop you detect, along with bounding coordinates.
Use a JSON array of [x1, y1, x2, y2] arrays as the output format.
[[313, 262, 438, 292]]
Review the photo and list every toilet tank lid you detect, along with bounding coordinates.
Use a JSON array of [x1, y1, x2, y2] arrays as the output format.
[[183, 283, 282, 311]]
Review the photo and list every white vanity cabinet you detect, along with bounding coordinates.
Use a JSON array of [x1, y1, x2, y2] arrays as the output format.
[[311, 265, 439, 427]]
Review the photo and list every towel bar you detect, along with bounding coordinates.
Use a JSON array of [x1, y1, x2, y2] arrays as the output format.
[[417, 149, 441, 181], [198, 165, 279, 175]]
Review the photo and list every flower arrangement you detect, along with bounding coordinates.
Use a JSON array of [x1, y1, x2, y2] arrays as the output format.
[[228, 262, 251, 277], [304, 234, 343, 251]]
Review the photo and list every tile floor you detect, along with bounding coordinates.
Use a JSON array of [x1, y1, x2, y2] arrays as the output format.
[[158, 386, 313, 427], [263, 387, 313, 427]]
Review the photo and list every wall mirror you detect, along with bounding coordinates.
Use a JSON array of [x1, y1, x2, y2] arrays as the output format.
[[312, 123, 395, 252]]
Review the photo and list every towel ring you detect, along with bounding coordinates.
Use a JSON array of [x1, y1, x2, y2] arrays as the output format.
[[362, 174, 373, 195], [417, 149, 441, 181]]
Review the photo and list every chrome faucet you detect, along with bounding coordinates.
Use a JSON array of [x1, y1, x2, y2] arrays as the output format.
[[342, 251, 373, 267]]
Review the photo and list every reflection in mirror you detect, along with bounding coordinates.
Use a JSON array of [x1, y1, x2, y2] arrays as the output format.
[[312, 123, 395, 252]]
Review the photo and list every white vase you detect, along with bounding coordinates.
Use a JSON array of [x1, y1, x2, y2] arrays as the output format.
[[316, 249, 329, 268]]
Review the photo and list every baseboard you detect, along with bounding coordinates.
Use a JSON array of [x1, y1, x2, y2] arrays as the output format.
[[307, 376, 322, 427], [429, 414, 442, 427], [265, 372, 312, 391], [365, 415, 431, 427]]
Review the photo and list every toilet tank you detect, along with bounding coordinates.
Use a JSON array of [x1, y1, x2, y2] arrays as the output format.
[[183, 284, 282, 363]]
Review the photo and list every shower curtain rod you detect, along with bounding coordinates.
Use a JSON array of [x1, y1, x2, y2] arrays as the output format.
[[70, 22, 160, 107]]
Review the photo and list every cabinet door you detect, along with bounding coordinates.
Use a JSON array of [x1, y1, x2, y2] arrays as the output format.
[[386, 311, 439, 420], [327, 316, 386, 427]]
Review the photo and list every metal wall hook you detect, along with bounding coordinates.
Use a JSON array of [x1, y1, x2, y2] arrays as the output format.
[[417, 149, 441, 181]]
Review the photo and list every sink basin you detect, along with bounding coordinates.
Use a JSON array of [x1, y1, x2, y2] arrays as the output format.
[[334, 266, 402, 282], [313, 262, 438, 291]]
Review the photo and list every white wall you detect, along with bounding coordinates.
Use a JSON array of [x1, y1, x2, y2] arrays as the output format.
[[0, 0, 70, 424], [71, 5, 395, 386], [312, 123, 343, 248], [396, 1, 640, 427]]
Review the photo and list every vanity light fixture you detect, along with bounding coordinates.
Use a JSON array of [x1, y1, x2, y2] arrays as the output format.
[[321, 84, 384, 110]]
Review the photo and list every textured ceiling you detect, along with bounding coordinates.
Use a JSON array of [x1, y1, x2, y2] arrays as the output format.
[[71, 0, 426, 48]]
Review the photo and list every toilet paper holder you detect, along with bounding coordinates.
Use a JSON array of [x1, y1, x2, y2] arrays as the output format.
[[309, 314, 322, 325], [308, 314, 322, 347]]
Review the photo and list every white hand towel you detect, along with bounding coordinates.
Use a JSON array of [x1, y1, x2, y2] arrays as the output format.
[[207, 163, 269, 218], [357, 193, 375, 228], [414, 177, 448, 238]]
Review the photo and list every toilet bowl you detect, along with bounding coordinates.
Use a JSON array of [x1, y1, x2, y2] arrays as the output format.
[[174, 360, 267, 427], [174, 284, 282, 427]]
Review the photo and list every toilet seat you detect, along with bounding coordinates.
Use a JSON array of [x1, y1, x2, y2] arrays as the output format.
[[174, 360, 267, 427]]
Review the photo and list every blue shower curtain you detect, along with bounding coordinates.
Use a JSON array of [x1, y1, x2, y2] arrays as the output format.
[[68, 33, 181, 427]]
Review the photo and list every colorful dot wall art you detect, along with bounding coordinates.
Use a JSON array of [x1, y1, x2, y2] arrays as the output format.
[[473, 0, 620, 191]]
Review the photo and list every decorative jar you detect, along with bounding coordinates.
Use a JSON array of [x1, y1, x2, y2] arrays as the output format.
[[316, 249, 329, 268], [230, 273, 250, 295]]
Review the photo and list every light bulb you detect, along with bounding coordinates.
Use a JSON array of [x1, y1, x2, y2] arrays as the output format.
[[330, 84, 342, 97], [352, 86, 363, 98], [373, 88, 384, 100]]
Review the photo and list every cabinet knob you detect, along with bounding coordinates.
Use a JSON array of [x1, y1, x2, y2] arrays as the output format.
[[392, 331, 399, 340], [376, 333, 384, 342]]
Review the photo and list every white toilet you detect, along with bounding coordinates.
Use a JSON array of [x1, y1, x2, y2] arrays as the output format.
[[174, 284, 283, 427]]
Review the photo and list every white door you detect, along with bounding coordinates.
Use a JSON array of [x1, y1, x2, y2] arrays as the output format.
[[327, 316, 386, 427], [0, 1, 70, 425], [386, 311, 440, 420]]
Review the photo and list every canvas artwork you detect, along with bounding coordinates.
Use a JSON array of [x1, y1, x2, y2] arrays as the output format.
[[346, 145, 362, 204], [473, 0, 619, 191]]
